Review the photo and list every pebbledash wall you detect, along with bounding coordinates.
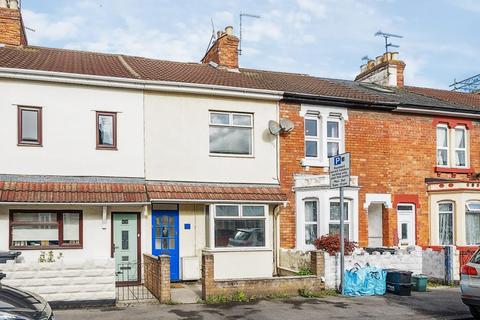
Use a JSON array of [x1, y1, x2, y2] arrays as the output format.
[[0, 258, 115, 305], [279, 101, 480, 249]]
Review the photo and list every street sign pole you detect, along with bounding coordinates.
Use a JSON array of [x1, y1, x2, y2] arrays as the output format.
[[339, 186, 345, 295], [329, 152, 350, 295]]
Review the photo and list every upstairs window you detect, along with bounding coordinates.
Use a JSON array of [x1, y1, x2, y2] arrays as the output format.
[[209, 111, 253, 156], [96, 112, 117, 149], [436, 124, 468, 168], [18, 106, 42, 146], [436, 125, 449, 166], [303, 114, 344, 166]]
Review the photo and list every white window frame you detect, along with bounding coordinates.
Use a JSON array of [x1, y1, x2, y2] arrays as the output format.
[[326, 118, 342, 159], [209, 111, 254, 157], [300, 105, 347, 167], [465, 201, 480, 245], [208, 204, 269, 250], [304, 116, 321, 160], [328, 198, 351, 241], [453, 125, 468, 168], [436, 124, 450, 167], [438, 201, 454, 246], [303, 198, 320, 245]]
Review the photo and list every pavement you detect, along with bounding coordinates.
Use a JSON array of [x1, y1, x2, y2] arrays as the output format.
[[55, 287, 473, 320]]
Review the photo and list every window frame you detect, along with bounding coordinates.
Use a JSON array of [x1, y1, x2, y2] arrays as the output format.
[[326, 118, 342, 158], [208, 111, 254, 157], [465, 201, 480, 245], [328, 199, 351, 240], [210, 204, 268, 249], [304, 116, 321, 160], [96, 111, 118, 150], [17, 106, 42, 146], [453, 125, 468, 168], [436, 124, 449, 167], [9, 210, 83, 250], [438, 201, 454, 246], [303, 198, 319, 245]]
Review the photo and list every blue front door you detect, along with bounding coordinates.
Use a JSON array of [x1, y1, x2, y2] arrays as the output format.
[[152, 210, 180, 281]]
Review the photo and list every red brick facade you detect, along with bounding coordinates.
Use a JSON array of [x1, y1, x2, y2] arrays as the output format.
[[279, 101, 479, 248], [0, 7, 27, 46]]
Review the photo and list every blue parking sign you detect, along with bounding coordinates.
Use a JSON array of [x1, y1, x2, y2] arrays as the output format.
[[334, 156, 342, 166]]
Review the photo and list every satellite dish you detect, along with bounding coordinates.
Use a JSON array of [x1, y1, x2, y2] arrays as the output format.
[[279, 118, 294, 133], [268, 120, 281, 135]]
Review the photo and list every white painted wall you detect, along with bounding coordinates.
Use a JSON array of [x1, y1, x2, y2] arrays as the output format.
[[0, 258, 115, 303], [144, 92, 278, 184], [179, 204, 206, 280], [0, 205, 144, 263], [0, 79, 144, 177], [212, 250, 274, 279]]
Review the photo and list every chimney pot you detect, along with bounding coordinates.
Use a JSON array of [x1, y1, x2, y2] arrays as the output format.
[[9, 0, 18, 9], [0, 0, 7, 8], [367, 60, 375, 70], [391, 52, 399, 60], [225, 26, 233, 36], [360, 64, 367, 73], [375, 55, 383, 65]]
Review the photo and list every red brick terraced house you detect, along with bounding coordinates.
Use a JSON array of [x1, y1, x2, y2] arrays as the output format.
[[2, 1, 480, 305]]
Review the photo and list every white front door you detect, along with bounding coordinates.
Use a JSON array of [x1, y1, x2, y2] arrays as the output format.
[[397, 204, 415, 246], [368, 203, 383, 247]]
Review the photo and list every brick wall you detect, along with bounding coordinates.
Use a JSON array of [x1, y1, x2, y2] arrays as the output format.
[[143, 253, 171, 303], [201, 251, 325, 299], [279, 101, 479, 248], [201, 33, 239, 69], [0, 7, 27, 46]]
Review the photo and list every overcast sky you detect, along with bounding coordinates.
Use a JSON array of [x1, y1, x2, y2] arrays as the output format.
[[20, 0, 480, 89]]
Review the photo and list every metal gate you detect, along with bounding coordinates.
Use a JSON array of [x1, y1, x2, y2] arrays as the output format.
[[115, 260, 157, 302]]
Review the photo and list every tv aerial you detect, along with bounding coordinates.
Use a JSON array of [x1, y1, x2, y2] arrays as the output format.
[[375, 30, 403, 53], [239, 12, 261, 55], [361, 55, 371, 62]]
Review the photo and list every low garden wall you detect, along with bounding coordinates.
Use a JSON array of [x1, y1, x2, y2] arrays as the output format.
[[0, 258, 115, 306], [202, 250, 325, 299], [143, 253, 171, 303]]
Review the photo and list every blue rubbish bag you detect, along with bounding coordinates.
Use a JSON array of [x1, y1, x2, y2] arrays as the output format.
[[343, 263, 386, 296]]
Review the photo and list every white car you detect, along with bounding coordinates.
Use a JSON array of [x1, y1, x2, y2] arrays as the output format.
[[461, 248, 480, 319]]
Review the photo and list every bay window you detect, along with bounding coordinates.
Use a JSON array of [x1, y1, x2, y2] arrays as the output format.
[[438, 202, 453, 245], [212, 204, 266, 248], [10, 210, 82, 249], [209, 111, 253, 155], [466, 202, 480, 245]]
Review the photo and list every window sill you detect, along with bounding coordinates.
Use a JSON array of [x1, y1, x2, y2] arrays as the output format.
[[9, 245, 83, 250], [96, 146, 118, 151], [209, 153, 255, 159], [18, 143, 42, 147], [434, 166, 474, 174], [301, 158, 328, 168]]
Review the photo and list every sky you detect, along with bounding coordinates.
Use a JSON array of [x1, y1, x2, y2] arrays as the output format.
[[19, 0, 480, 89]]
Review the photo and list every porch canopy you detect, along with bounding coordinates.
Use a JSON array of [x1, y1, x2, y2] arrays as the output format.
[[146, 181, 287, 204], [0, 177, 149, 204]]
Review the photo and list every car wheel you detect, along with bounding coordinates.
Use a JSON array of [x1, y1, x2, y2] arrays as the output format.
[[469, 306, 480, 319]]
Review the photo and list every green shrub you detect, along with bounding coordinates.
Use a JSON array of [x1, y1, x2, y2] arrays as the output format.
[[297, 267, 313, 276]]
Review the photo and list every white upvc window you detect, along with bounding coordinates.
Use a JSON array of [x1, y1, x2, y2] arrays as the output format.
[[436, 124, 449, 167], [329, 199, 350, 240], [302, 108, 346, 167], [209, 111, 253, 156], [454, 126, 467, 168], [466, 201, 480, 245], [305, 117, 320, 159], [304, 199, 319, 245], [438, 201, 454, 245], [209, 204, 268, 249], [436, 124, 469, 168]]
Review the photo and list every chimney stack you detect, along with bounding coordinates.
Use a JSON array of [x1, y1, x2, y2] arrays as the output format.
[[201, 26, 239, 70], [0, 0, 27, 46], [355, 52, 405, 87]]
